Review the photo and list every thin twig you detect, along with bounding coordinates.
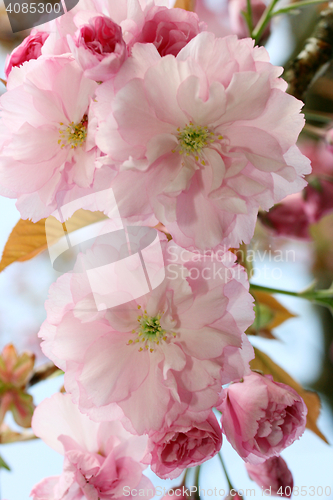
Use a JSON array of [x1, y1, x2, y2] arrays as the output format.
[[27, 362, 62, 388]]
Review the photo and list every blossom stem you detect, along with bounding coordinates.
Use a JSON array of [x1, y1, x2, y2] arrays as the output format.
[[0, 430, 38, 444], [250, 283, 333, 314], [217, 453, 233, 491], [193, 466, 201, 499], [181, 468, 190, 487], [247, 0, 254, 32], [304, 110, 333, 123], [272, 0, 328, 17], [252, 0, 281, 44], [250, 283, 300, 298], [303, 123, 327, 138], [241, 0, 254, 36]]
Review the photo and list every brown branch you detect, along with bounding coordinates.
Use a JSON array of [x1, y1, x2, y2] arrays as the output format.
[[0, 429, 37, 444], [27, 362, 61, 388], [284, 5, 333, 100]]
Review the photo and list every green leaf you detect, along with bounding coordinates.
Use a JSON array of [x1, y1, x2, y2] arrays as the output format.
[[0, 454, 11, 471]]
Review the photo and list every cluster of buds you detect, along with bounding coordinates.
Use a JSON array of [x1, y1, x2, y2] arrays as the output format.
[[0, 344, 35, 428]]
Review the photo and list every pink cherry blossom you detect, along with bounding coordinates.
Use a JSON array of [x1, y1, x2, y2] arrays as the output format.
[[42, 1, 202, 70], [66, 0, 202, 57], [5, 30, 49, 77], [31, 393, 154, 500], [245, 456, 294, 498], [95, 33, 311, 250], [0, 55, 101, 222], [129, 6, 205, 56], [39, 235, 254, 435], [218, 372, 307, 464], [56, 0, 173, 47], [68, 15, 127, 82], [144, 411, 222, 479]]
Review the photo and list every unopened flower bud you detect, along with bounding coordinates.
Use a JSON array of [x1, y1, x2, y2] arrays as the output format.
[[246, 456, 293, 497]]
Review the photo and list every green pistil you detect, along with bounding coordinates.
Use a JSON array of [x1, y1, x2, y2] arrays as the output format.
[[58, 114, 88, 149], [175, 123, 222, 165], [128, 306, 176, 353], [178, 123, 210, 154], [139, 315, 165, 338]]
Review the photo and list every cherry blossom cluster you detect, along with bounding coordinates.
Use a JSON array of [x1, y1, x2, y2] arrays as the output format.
[[32, 238, 306, 498], [0, 0, 311, 249], [0, 0, 311, 498]]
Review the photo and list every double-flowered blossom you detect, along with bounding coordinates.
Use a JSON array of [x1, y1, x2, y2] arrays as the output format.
[[218, 372, 307, 464], [0, 56, 99, 221], [68, 15, 128, 82], [38, 234, 254, 435], [38, 0, 203, 64], [73, 0, 203, 55], [144, 411, 222, 479], [127, 4, 205, 55], [31, 393, 154, 500], [4, 30, 49, 77], [0, 0, 205, 223], [95, 32, 311, 250]]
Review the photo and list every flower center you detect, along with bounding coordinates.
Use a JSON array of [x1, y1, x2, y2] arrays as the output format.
[[178, 123, 211, 154], [58, 114, 88, 149], [128, 306, 176, 352], [174, 122, 223, 164]]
